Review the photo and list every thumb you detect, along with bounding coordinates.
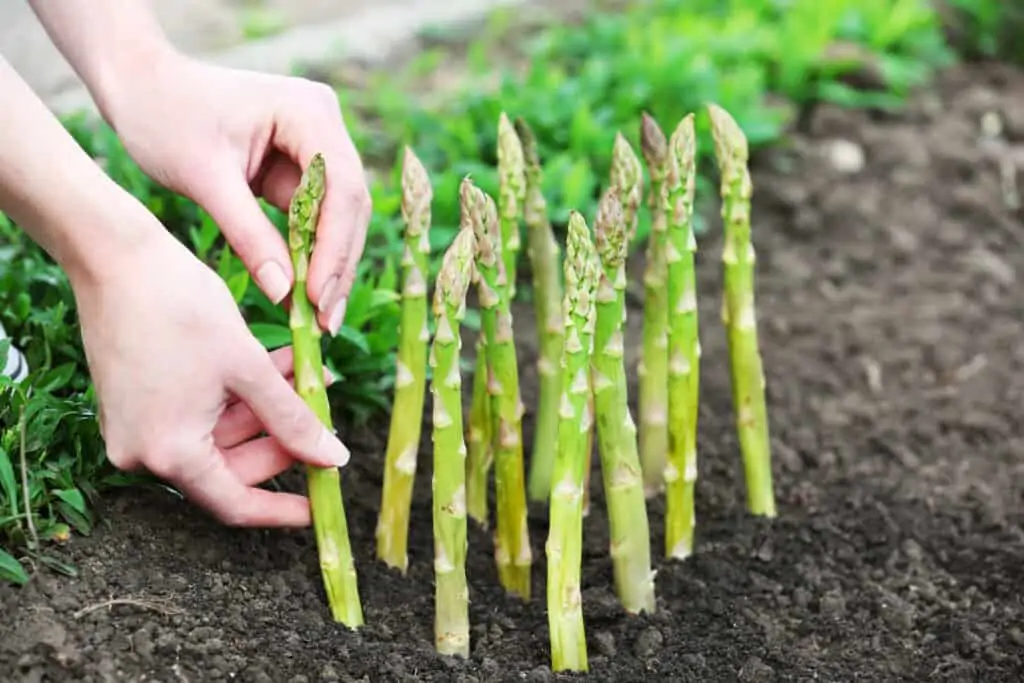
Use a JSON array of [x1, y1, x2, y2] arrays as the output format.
[[228, 340, 351, 469], [197, 165, 295, 304]]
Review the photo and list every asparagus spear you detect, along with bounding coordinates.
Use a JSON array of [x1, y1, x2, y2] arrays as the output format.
[[610, 132, 644, 244], [592, 188, 656, 613], [377, 146, 432, 573], [466, 113, 526, 526], [546, 211, 599, 673], [498, 112, 526, 301], [707, 104, 776, 518], [514, 117, 565, 503], [464, 178, 533, 599], [430, 224, 477, 658], [287, 153, 363, 628], [466, 345, 492, 528], [664, 115, 701, 560], [638, 113, 671, 498]]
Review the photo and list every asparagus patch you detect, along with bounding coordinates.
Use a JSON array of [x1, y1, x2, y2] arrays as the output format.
[[664, 115, 701, 560], [708, 104, 776, 518], [592, 187, 656, 613], [377, 147, 432, 573], [464, 179, 533, 599], [430, 223, 477, 658], [287, 153, 363, 628], [514, 118, 566, 503], [546, 211, 599, 673], [638, 113, 671, 498]]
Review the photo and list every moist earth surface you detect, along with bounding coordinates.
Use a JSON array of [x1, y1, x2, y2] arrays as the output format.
[[4, 63, 1024, 682]]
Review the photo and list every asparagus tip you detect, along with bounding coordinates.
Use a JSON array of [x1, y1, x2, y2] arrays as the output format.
[[514, 117, 540, 169], [594, 188, 626, 269], [640, 112, 668, 168], [564, 211, 600, 322], [706, 103, 749, 166], [434, 227, 477, 317], [667, 114, 698, 200]]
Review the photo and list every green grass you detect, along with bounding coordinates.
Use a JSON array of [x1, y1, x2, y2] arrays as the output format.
[[0, 0, 993, 583]]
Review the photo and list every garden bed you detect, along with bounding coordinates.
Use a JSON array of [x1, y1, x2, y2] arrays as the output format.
[[4, 60, 1024, 682]]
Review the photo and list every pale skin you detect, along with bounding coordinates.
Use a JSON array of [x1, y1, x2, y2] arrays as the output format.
[[0, 1, 372, 527]]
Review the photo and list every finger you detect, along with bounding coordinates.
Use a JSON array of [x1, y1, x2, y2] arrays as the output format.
[[215, 364, 336, 448], [223, 436, 296, 486], [255, 154, 302, 213], [222, 345, 296, 413], [273, 82, 372, 335], [227, 340, 350, 469], [195, 161, 295, 305], [173, 444, 312, 528]]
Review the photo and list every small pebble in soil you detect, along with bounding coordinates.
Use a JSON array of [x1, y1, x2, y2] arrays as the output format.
[[633, 626, 663, 659], [593, 630, 616, 656], [738, 655, 776, 683], [824, 138, 865, 174], [525, 665, 553, 682], [818, 589, 846, 618]]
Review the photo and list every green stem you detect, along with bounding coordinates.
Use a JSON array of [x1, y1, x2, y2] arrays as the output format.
[[547, 211, 598, 673], [430, 225, 476, 658], [708, 104, 776, 518], [638, 113, 671, 498], [287, 153, 363, 628], [592, 187, 655, 612], [377, 146, 432, 573], [466, 346, 492, 527], [664, 115, 701, 559], [465, 178, 532, 600], [514, 117, 565, 503]]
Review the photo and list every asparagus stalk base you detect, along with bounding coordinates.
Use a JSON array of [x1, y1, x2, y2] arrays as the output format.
[[431, 226, 476, 658], [546, 211, 598, 673], [466, 346, 492, 527], [288, 153, 363, 628], [664, 116, 701, 560], [377, 147, 432, 573], [638, 114, 671, 498], [593, 188, 656, 612], [709, 104, 776, 518]]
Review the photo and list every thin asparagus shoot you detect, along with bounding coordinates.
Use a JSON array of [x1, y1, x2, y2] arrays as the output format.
[[610, 132, 644, 244], [638, 113, 671, 499], [498, 112, 526, 301], [430, 224, 477, 658], [514, 117, 566, 503], [287, 153, 363, 628], [547, 211, 599, 673], [664, 114, 701, 560], [377, 146, 432, 573], [466, 344, 492, 528], [592, 187, 656, 613], [707, 104, 776, 518], [464, 178, 533, 599]]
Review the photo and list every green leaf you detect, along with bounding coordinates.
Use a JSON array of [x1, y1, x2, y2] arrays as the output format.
[[0, 547, 28, 585], [53, 488, 87, 515], [248, 323, 292, 349], [0, 445, 16, 515]]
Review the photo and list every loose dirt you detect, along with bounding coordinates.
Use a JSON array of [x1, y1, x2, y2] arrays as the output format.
[[4, 61, 1024, 682]]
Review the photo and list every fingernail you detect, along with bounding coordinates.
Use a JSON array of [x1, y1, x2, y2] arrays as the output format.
[[320, 426, 350, 467], [256, 261, 290, 304], [317, 275, 340, 315], [328, 297, 347, 336]]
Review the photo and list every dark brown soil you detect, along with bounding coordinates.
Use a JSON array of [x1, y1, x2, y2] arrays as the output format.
[[5, 62, 1024, 682]]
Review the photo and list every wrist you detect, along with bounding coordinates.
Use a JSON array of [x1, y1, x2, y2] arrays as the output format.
[[57, 181, 165, 294]]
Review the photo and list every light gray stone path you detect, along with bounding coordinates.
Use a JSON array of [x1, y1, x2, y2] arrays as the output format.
[[0, 0, 530, 116]]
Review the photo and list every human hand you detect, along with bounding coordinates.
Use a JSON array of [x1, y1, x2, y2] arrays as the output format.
[[100, 51, 371, 335], [71, 213, 351, 527]]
